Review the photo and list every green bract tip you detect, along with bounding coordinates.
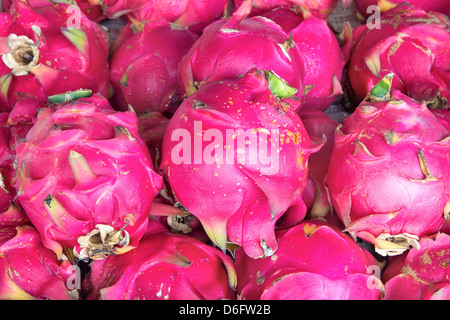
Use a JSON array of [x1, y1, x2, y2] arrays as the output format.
[[368, 73, 394, 101], [48, 89, 92, 104]]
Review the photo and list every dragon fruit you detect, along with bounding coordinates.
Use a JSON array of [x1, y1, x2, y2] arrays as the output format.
[[13, 92, 164, 260], [0, 224, 77, 300], [277, 109, 341, 228], [354, 0, 450, 18], [87, 219, 237, 300], [325, 75, 450, 256], [232, 0, 341, 19], [348, 3, 450, 109], [298, 109, 340, 218], [178, 0, 305, 110], [92, 0, 229, 34], [137, 111, 170, 163], [161, 68, 322, 259], [432, 109, 450, 235], [292, 17, 350, 111], [382, 232, 450, 300], [2, 0, 107, 22], [109, 20, 197, 115], [0, 0, 111, 108], [432, 109, 450, 132], [261, 7, 351, 111], [0, 203, 31, 246], [0, 112, 16, 212], [234, 220, 384, 300], [7, 92, 44, 151]]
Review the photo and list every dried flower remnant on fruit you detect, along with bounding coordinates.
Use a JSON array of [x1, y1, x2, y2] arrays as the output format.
[[2, 34, 39, 76], [76, 224, 130, 260]]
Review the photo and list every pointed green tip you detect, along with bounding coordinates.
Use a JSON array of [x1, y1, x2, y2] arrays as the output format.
[[48, 89, 92, 104], [368, 73, 394, 102], [61, 27, 87, 55], [264, 70, 298, 99], [201, 219, 228, 251]]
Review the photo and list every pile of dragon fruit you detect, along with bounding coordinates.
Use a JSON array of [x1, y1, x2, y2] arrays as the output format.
[[0, 0, 449, 300]]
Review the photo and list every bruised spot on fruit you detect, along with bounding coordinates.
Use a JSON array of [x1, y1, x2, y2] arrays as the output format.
[[191, 100, 207, 110], [420, 252, 433, 265], [286, 131, 301, 144], [260, 239, 274, 257], [440, 259, 450, 269], [303, 222, 320, 238], [277, 33, 294, 62], [256, 270, 265, 285]]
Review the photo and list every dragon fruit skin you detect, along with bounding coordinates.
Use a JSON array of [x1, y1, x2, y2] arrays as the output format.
[[432, 109, 450, 133], [432, 110, 450, 235], [0, 112, 16, 212], [0, 203, 31, 246], [2, 0, 107, 22], [13, 93, 164, 260], [354, 0, 450, 18], [109, 20, 198, 115], [93, 0, 229, 34], [0, 0, 111, 108], [382, 232, 450, 300], [232, 0, 339, 19], [348, 3, 450, 108], [299, 110, 340, 218], [276, 109, 340, 228], [235, 220, 383, 300], [259, 6, 304, 33], [178, 0, 305, 109], [0, 225, 76, 300], [324, 89, 450, 256], [137, 111, 171, 164], [262, 8, 351, 111], [7, 92, 44, 151], [161, 68, 321, 259], [87, 220, 237, 300], [292, 16, 350, 111]]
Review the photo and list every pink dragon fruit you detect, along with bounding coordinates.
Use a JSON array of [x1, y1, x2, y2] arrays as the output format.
[[232, 0, 341, 19], [7, 92, 44, 151], [432, 109, 450, 235], [2, 0, 107, 22], [298, 109, 340, 218], [13, 92, 164, 260], [92, 0, 229, 34], [261, 7, 351, 111], [234, 220, 384, 300], [325, 75, 450, 256], [161, 68, 322, 258], [276, 109, 341, 228], [87, 219, 237, 300], [0, 224, 77, 300], [0, 112, 16, 212], [259, 6, 304, 32], [354, 0, 450, 18], [382, 232, 450, 300], [137, 111, 170, 164], [432, 109, 450, 132], [178, 0, 305, 110], [0, 0, 111, 108], [109, 20, 198, 115], [0, 203, 31, 246], [348, 3, 450, 108]]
